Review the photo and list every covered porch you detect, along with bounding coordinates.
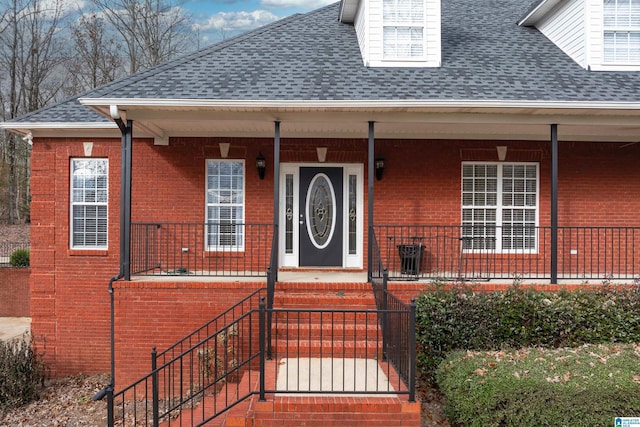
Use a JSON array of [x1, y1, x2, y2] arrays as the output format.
[[84, 101, 640, 286]]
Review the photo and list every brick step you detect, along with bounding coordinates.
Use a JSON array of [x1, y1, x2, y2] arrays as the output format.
[[271, 338, 383, 359], [272, 310, 380, 325], [273, 321, 380, 340], [274, 291, 376, 309], [251, 395, 421, 427]]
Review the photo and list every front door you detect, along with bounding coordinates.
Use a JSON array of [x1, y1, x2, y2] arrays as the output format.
[[299, 167, 343, 266]]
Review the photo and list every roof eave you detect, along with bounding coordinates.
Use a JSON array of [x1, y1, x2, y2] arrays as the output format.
[[79, 97, 640, 111], [339, 0, 359, 23], [518, 0, 563, 26]]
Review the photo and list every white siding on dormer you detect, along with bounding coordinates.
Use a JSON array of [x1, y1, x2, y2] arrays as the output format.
[[354, 0, 440, 68], [537, 0, 586, 68], [355, 0, 369, 65]]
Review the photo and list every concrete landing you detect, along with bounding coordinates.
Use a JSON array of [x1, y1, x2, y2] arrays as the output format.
[[275, 357, 396, 396], [0, 317, 30, 342]]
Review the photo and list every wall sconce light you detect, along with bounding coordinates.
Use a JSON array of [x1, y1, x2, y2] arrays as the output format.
[[496, 146, 507, 161], [375, 157, 385, 181], [316, 147, 327, 163], [256, 152, 266, 180]]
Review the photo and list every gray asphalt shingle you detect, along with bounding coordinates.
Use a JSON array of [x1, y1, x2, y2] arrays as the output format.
[[11, 0, 640, 124]]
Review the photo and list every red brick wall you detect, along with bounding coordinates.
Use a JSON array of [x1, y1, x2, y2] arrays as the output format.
[[113, 280, 264, 386], [0, 268, 30, 316], [29, 136, 640, 379], [30, 138, 122, 376]]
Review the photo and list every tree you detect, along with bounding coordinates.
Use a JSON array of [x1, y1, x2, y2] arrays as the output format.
[[0, 0, 67, 223], [91, 0, 194, 74], [65, 13, 124, 94]]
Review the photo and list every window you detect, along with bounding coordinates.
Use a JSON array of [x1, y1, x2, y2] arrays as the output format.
[[461, 163, 538, 252], [604, 0, 640, 63], [71, 158, 108, 249], [206, 160, 244, 250], [383, 0, 424, 59]]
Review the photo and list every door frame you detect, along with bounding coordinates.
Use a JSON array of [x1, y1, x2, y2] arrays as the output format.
[[279, 163, 364, 268]]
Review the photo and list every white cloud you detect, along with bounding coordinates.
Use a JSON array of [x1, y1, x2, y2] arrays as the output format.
[[194, 9, 278, 32], [260, 0, 336, 8]]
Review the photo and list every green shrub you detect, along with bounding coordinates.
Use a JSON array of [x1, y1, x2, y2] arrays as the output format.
[[437, 344, 640, 427], [9, 248, 29, 268], [0, 335, 45, 412], [415, 284, 640, 382]]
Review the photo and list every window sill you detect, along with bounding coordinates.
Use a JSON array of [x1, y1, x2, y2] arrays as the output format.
[[68, 249, 109, 257]]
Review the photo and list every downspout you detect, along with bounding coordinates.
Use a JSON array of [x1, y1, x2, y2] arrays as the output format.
[[94, 107, 132, 407]]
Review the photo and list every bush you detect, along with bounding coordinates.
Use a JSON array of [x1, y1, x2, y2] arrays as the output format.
[[9, 248, 29, 268], [0, 335, 45, 412], [415, 283, 640, 382], [437, 344, 640, 427]]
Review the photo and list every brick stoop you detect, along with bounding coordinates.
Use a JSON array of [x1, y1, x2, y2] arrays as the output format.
[[249, 394, 421, 427], [165, 282, 422, 426]]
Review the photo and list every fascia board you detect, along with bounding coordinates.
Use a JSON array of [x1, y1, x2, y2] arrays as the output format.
[[0, 121, 118, 134], [79, 97, 640, 111], [518, 0, 564, 26]]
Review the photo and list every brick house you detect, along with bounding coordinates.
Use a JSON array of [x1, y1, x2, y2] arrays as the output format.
[[3, 0, 640, 425]]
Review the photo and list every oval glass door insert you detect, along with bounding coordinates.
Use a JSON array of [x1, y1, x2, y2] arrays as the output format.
[[305, 173, 336, 249]]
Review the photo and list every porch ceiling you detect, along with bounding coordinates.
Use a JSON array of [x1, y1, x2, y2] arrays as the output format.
[[83, 102, 640, 143]]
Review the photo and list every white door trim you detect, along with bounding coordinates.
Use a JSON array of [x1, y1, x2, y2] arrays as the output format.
[[279, 163, 364, 268]]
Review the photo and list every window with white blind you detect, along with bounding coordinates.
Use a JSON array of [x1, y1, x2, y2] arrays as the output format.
[[461, 163, 538, 252], [206, 160, 244, 250], [71, 158, 108, 249], [604, 0, 640, 63], [383, 0, 425, 59]]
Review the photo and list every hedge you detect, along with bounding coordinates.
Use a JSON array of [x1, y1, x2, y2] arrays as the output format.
[[415, 283, 640, 382]]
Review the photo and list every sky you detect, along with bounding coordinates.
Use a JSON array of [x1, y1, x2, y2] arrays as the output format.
[[183, 0, 337, 45]]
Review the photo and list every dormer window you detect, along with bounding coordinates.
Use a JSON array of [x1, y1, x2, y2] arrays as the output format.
[[383, 0, 425, 59], [604, 0, 640, 63]]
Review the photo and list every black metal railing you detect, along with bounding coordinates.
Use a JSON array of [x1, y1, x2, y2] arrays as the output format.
[[371, 283, 416, 401], [108, 290, 265, 427], [108, 300, 417, 426], [262, 304, 413, 398], [130, 222, 273, 277], [0, 241, 29, 267], [370, 228, 416, 401], [374, 225, 640, 281]]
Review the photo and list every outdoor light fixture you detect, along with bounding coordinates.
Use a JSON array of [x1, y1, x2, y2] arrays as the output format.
[[256, 152, 266, 180], [375, 157, 385, 181]]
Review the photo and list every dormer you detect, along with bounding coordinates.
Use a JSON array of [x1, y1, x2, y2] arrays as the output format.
[[519, 0, 640, 71], [340, 0, 441, 67]]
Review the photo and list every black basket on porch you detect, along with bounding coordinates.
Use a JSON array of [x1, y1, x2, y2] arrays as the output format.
[[397, 238, 425, 277]]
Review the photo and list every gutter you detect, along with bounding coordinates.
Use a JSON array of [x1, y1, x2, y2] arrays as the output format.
[[79, 98, 640, 111]]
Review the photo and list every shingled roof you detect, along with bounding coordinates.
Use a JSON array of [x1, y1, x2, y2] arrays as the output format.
[[9, 0, 640, 125]]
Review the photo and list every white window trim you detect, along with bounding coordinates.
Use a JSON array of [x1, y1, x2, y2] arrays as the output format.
[[461, 162, 540, 254], [602, 0, 640, 65], [205, 159, 246, 252], [382, 0, 426, 61], [70, 158, 108, 250]]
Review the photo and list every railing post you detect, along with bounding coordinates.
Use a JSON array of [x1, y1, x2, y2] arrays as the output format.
[[259, 298, 266, 401], [381, 268, 389, 361], [408, 299, 417, 402], [106, 383, 114, 427], [152, 347, 159, 427], [266, 269, 273, 360]]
